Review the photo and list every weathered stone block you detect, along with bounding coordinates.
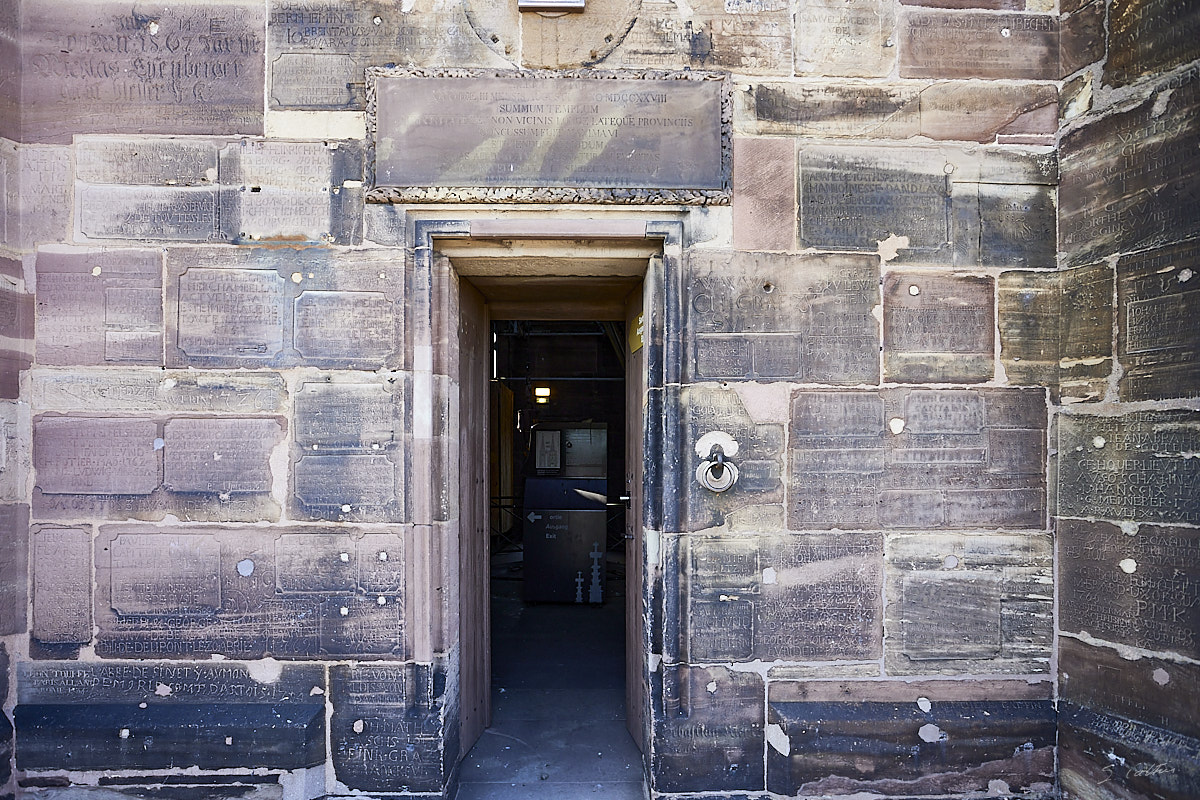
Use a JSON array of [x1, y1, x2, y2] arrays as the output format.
[[19, 0, 264, 144], [790, 388, 1047, 530], [1105, 0, 1200, 88], [978, 182, 1056, 267], [1060, 68, 1200, 265], [1, 143, 72, 250], [1118, 240, 1200, 402], [162, 417, 283, 494], [767, 680, 1055, 797], [94, 526, 409, 660], [883, 273, 994, 383], [685, 251, 879, 383], [795, 0, 896, 77], [166, 247, 405, 369], [31, 369, 288, 414], [899, 9, 1059, 80], [0, 505, 28, 636], [77, 185, 227, 242], [885, 531, 1052, 674], [1060, 637, 1200, 740], [732, 138, 795, 252], [0, 401, 30, 502], [1059, 519, 1198, 658], [1060, 263, 1115, 402], [686, 532, 883, 662], [33, 416, 160, 496], [1057, 411, 1200, 525], [997, 271, 1060, 390], [330, 663, 446, 792], [15, 661, 325, 770], [653, 665, 763, 793], [0, 256, 32, 398], [1060, 0, 1106, 76], [31, 525, 91, 643], [75, 137, 221, 186], [34, 247, 163, 366]]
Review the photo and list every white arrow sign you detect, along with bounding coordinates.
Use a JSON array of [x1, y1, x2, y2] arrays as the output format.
[[527, 512, 542, 523]]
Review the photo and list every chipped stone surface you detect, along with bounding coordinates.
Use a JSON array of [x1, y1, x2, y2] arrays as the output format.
[[1059, 519, 1199, 658], [795, 0, 896, 77], [790, 388, 1047, 530], [1057, 411, 1200, 525], [885, 531, 1053, 674], [1117, 240, 1200, 401], [898, 8, 1059, 80], [767, 680, 1055, 797], [884, 272, 994, 383], [1105, 0, 1200, 88], [34, 247, 163, 366], [686, 532, 883, 661], [19, 0, 265, 143], [31, 525, 91, 643], [15, 661, 325, 770], [0, 504, 29, 635], [685, 251, 879, 383]]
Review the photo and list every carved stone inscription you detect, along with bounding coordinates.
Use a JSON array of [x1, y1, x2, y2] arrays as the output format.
[[2, 143, 72, 249], [899, 9, 1059, 80], [686, 251, 879, 382], [295, 382, 398, 447], [796, 0, 896, 77], [1118, 240, 1200, 401], [75, 138, 221, 186], [330, 663, 444, 791], [32, 526, 92, 643], [687, 533, 883, 661], [1057, 411, 1200, 525], [372, 73, 725, 191], [20, 0, 264, 144], [168, 248, 404, 369], [653, 665, 763, 793], [0, 505, 29, 635], [886, 531, 1053, 675], [94, 526, 408, 659], [78, 185, 224, 241], [15, 661, 325, 770], [1060, 69, 1199, 266], [790, 389, 1046, 530], [34, 247, 163, 366], [884, 273, 994, 383], [1059, 519, 1198, 659], [33, 417, 159, 496], [1106, 0, 1200, 88], [162, 417, 283, 494], [31, 369, 288, 414]]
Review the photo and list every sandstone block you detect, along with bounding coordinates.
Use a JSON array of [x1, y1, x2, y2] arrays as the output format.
[[884, 272, 994, 383]]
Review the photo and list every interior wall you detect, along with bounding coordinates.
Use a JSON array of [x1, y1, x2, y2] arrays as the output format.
[[0, 1, 1197, 799]]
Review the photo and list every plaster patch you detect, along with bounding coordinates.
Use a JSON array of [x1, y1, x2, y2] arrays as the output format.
[[1118, 558, 1137, 574], [766, 723, 790, 756], [877, 234, 910, 263], [247, 657, 284, 684], [1152, 667, 1169, 685], [916, 697, 932, 713], [918, 723, 946, 742]]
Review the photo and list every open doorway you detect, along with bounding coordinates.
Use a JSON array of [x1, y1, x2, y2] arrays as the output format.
[[448, 246, 650, 799]]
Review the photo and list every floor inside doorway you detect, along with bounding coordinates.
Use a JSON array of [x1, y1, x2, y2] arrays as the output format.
[[455, 558, 646, 800]]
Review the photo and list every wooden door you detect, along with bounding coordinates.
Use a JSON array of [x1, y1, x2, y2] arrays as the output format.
[[624, 283, 647, 752]]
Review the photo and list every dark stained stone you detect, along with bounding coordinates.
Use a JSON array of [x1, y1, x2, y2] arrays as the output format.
[[162, 417, 283, 494], [1057, 411, 1200, 525], [15, 661, 325, 771], [1060, 68, 1200, 266], [1060, 0, 1106, 76], [372, 71, 726, 193], [34, 247, 163, 366], [899, 9, 1059, 80], [790, 388, 1046, 530], [0, 505, 29, 636], [767, 681, 1055, 797], [19, 0, 264, 144], [330, 663, 447, 792], [1060, 637, 1200, 740], [732, 138, 795, 252], [685, 532, 883, 662], [1058, 519, 1199, 659], [979, 182, 1056, 267], [883, 273, 994, 383], [108, 532, 221, 615], [748, 82, 921, 139], [1117, 240, 1200, 401], [33, 416, 160, 496], [997, 270, 1061, 390], [31, 525, 91, 644], [1105, 0, 1200, 88], [652, 665, 763, 793], [1060, 263, 1115, 402], [685, 251, 879, 383], [885, 531, 1053, 675]]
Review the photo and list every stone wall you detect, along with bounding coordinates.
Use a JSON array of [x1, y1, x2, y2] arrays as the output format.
[[0, 0, 1196, 799]]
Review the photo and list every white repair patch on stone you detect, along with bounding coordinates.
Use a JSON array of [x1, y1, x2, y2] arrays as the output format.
[[340, 606, 349, 616], [917, 697, 932, 713], [1179, 268, 1194, 283], [311, 685, 325, 695], [1120, 521, 1139, 536], [225, 736, 234, 745], [339, 552, 350, 562], [119, 728, 131, 739], [918, 723, 946, 743], [153, 437, 165, 450], [247, 658, 284, 685], [988, 779, 1011, 796], [1092, 436, 1106, 448], [341, 504, 352, 513], [1119, 558, 1137, 574], [706, 681, 718, 694], [291, 272, 303, 284], [377, 596, 387, 605], [762, 567, 777, 584], [1152, 667, 1170, 685], [889, 417, 906, 435], [352, 719, 365, 734], [766, 723, 791, 756], [943, 555, 959, 569], [1151, 88, 1174, 117], [908, 284, 920, 296], [877, 233, 910, 263], [694, 430, 739, 459], [91, 266, 102, 276], [236, 559, 255, 577], [154, 683, 172, 696], [379, 551, 389, 561]]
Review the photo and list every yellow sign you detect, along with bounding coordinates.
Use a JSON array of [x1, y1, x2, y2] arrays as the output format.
[[628, 312, 644, 353]]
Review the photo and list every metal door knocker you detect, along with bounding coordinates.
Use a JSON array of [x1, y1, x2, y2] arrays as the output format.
[[696, 443, 739, 493]]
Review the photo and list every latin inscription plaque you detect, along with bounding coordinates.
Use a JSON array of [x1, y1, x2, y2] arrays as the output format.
[[32, 526, 92, 643], [2, 144, 72, 249], [294, 292, 395, 361], [75, 138, 221, 186], [276, 533, 357, 593], [884, 273, 994, 383], [899, 9, 1059, 80], [295, 382, 398, 447], [163, 418, 283, 494], [176, 267, 287, 359], [370, 70, 728, 199], [1057, 411, 1200, 525], [1118, 240, 1200, 401], [790, 389, 1046, 530], [33, 417, 159, 496]]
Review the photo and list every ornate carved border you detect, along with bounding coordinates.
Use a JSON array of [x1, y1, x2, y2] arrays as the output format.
[[365, 68, 731, 206]]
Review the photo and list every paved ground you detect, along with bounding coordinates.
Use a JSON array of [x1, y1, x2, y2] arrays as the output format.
[[455, 573, 648, 800]]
